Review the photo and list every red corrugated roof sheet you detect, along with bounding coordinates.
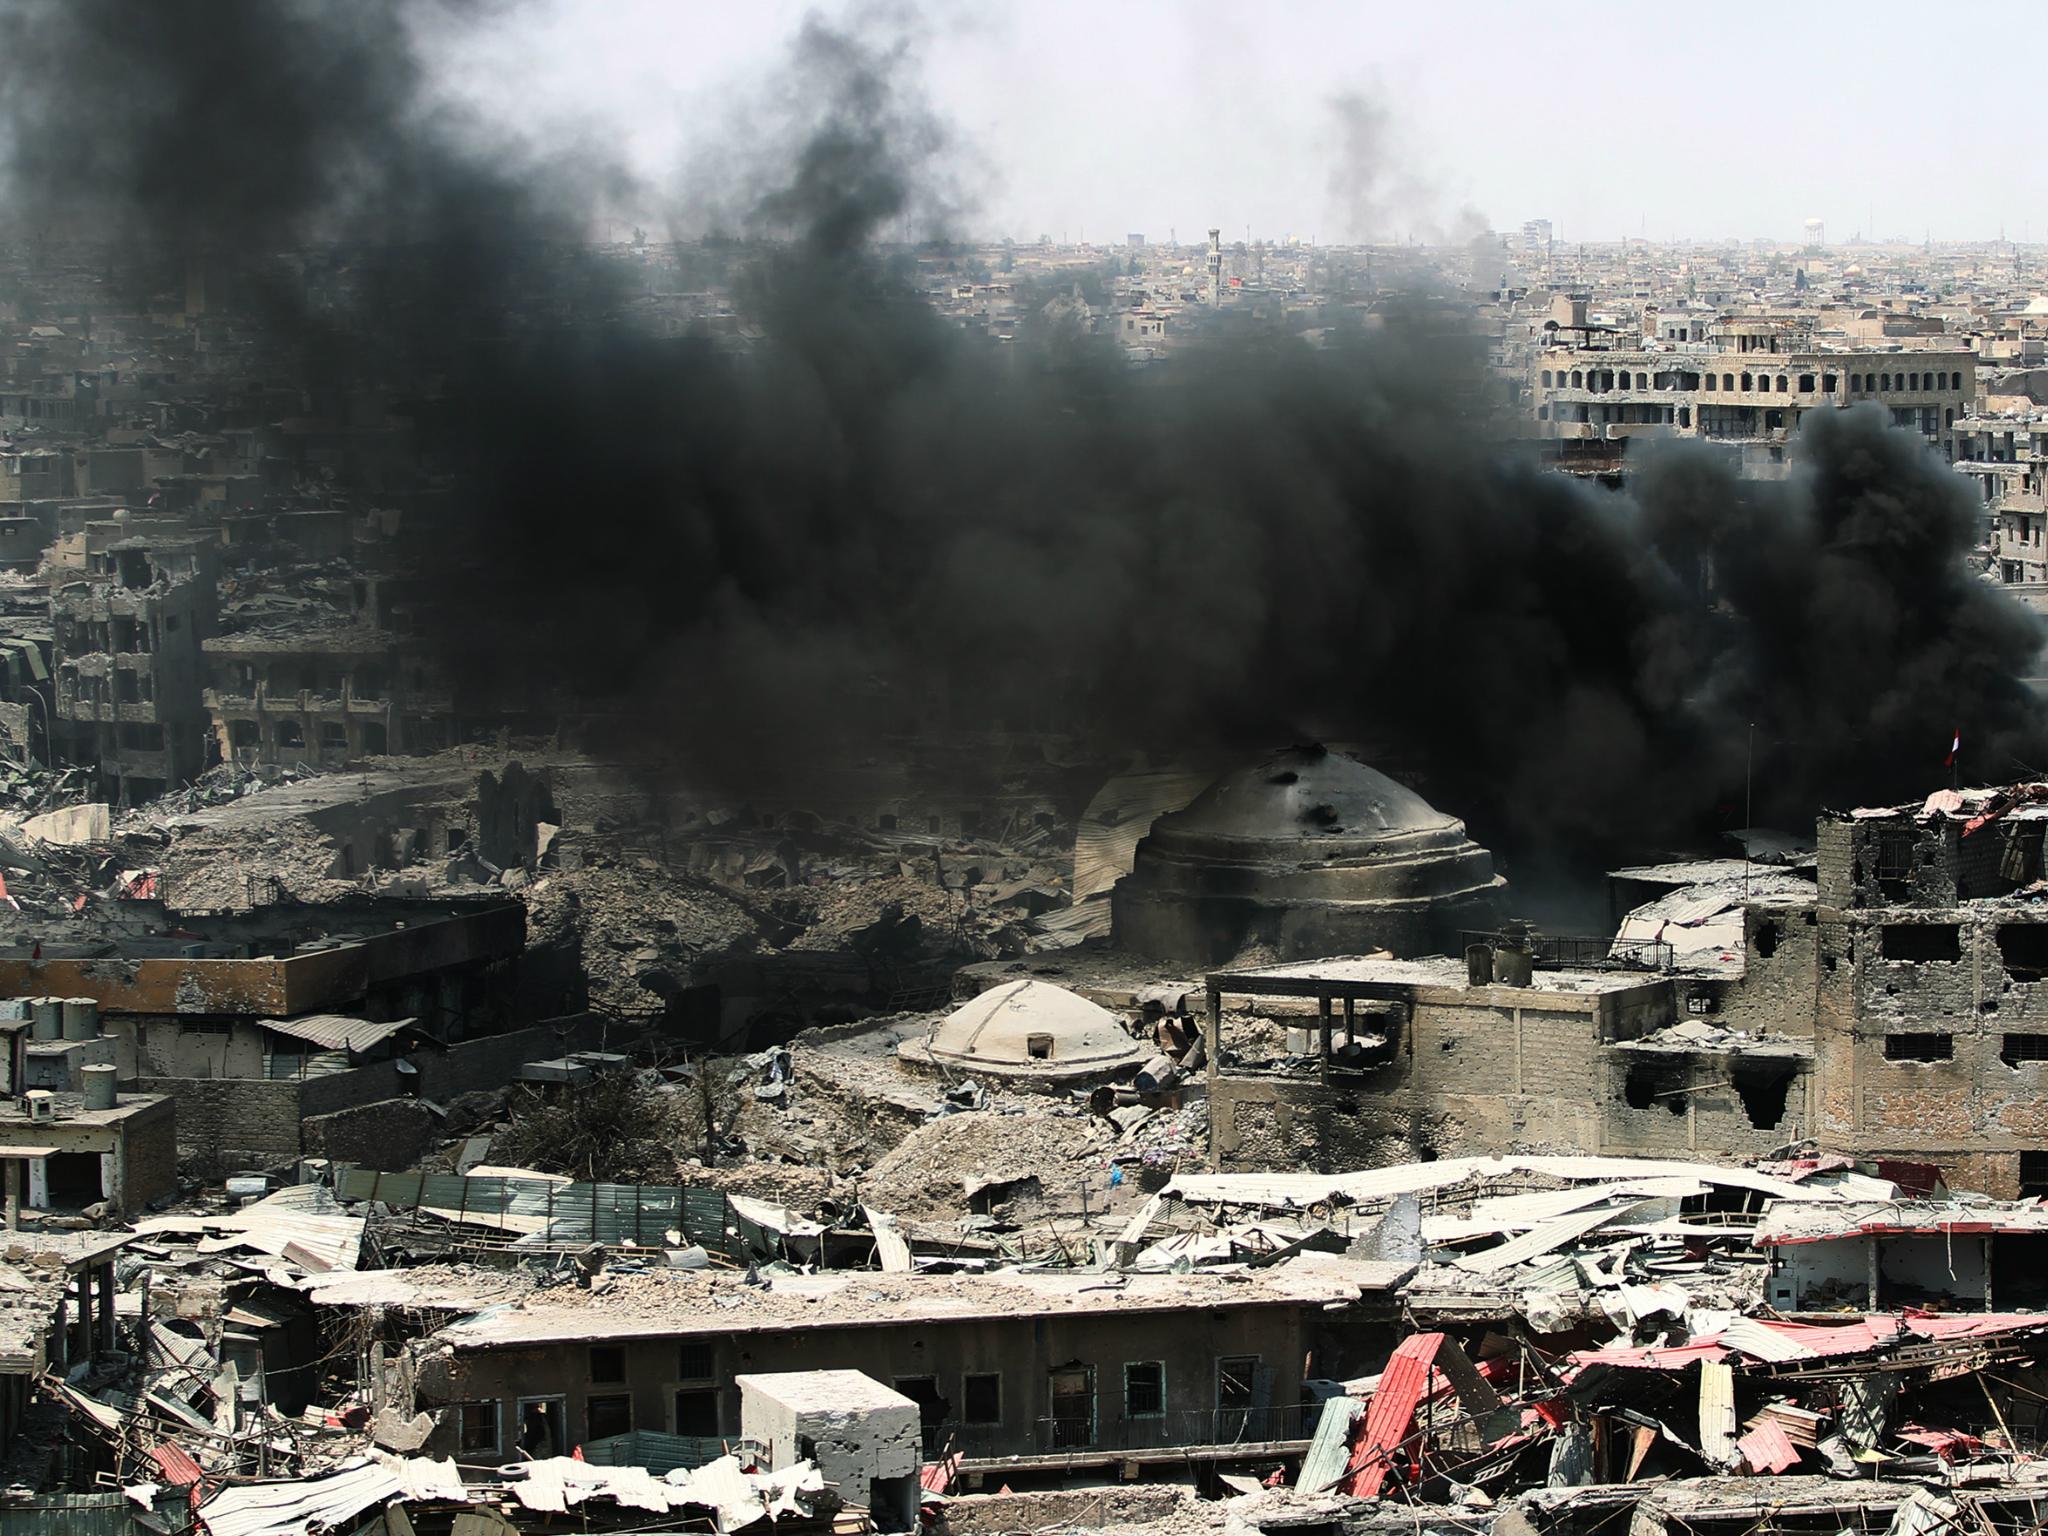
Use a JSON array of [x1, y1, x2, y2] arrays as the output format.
[[149, 1441, 202, 1486], [149, 1440, 204, 1511], [1571, 1311, 2048, 1379], [919, 1456, 959, 1494], [1341, 1332, 1444, 1498], [1907, 1312, 2048, 1341], [1898, 1425, 1984, 1460], [1736, 1420, 1800, 1474], [1566, 1340, 1730, 1371]]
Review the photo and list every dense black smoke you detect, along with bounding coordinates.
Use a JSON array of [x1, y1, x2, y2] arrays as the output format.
[[0, 1, 2039, 869]]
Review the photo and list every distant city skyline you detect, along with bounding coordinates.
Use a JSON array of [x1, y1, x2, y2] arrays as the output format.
[[431, 0, 2048, 250]]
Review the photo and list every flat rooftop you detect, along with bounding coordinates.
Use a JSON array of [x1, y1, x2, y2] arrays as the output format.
[[435, 1256, 1412, 1349], [1211, 954, 1663, 997], [0, 1092, 167, 1129], [1609, 859, 1813, 887], [0, 895, 518, 962]]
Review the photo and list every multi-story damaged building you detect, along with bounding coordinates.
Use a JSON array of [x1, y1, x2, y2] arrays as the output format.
[[1804, 792, 2048, 1197], [1953, 411, 2048, 588], [202, 625, 453, 766], [1532, 316, 1977, 456], [1197, 785, 2048, 1199], [50, 524, 218, 801], [408, 1263, 1410, 1465]]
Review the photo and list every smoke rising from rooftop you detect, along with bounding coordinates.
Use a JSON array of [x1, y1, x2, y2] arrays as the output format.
[[0, 0, 2037, 868]]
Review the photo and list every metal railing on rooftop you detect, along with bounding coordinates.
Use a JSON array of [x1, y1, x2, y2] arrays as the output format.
[[927, 1405, 1303, 1460], [1460, 930, 1673, 972]]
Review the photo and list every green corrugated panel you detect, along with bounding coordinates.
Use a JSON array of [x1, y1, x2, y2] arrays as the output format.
[[580, 1429, 728, 1474], [1297, 1397, 1364, 1493], [0, 1492, 135, 1536], [332, 1166, 750, 1256]]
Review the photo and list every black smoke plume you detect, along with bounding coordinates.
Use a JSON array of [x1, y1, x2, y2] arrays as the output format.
[[0, 1, 2038, 870]]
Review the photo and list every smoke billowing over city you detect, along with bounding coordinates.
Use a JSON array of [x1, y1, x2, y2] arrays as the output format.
[[0, 4, 2043, 1498]]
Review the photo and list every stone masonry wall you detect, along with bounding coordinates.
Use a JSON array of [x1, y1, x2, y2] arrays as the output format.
[[301, 1098, 437, 1170], [130, 1076, 304, 1167], [1819, 908, 2048, 1197]]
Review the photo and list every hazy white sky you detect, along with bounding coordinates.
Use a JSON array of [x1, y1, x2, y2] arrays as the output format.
[[439, 0, 2048, 246]]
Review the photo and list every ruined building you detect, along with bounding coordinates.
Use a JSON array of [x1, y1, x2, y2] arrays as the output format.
[[1112, 745, 1505, 965], [1194, 784, 2048, 1197], [1533, 314, 1977, 456], [50, 524, 218, 802], [1803, 792, 2048, 1198]]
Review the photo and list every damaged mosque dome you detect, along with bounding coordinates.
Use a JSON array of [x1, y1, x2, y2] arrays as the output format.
[[1111, 743, 1506, 965]]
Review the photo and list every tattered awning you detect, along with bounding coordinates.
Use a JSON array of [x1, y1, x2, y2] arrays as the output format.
[[257, 1014, 412, 1053], [198, 1456, 467, 1536]]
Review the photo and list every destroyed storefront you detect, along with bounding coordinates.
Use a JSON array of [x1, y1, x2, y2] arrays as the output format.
[[407, 1263, 1408, 1467], [1200, 955, 1814, 1171]]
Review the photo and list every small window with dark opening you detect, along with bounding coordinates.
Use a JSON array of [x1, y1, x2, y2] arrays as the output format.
[[2003, 1035, 2048, 1068], [1874, 828, 1917, 886], [1999, 924, 2048, 982], [1753, 920, 1781, 958], [1124, 1362, 1165, 1419], [677, 1341, 714, 1382], [2022, 1152, 2048, 1199], [674, 1388, 718, 1436], [963, 1373, 1002, 1425], [457, 1402, 499, 1455], [1026, 1033, 1053, 1060], [1884, 1033, 1954, 1062], [1881, 924, 1960, 963], [589, 1345, 625, 1383], [586, 1393, 632, 1441]]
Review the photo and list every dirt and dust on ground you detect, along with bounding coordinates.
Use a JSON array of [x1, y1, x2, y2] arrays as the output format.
[[522, 857, 767, 1019], [703, 1011, 1209, 1230], [720, 1015, 943, 1178], [939, 1483, 1230, 1536]]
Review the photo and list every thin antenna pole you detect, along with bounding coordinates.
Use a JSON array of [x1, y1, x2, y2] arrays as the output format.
[[1745, 722, 1754, 833], [1744, 723, 1754, 938]]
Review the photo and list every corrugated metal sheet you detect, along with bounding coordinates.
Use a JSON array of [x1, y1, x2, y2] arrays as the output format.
[[257, 1014, 411, 1052], [1717, 1317, 1815, 1362], [149, 1441, 204, 1487], [1468, 1179, 1706, 1228], [1567, 1341, 1729, 1372], [1071, 771, 1213, 902], [335, 1168, 745, 1258], [1342, 1334, 1443, 1498], [0, 1492, 136, 1536], [1736, 1420, 1801, 1474], [1297, 1397, 1364, 1493], [134, 1185, 362, 1273], [581, 1430, 732, 1475], [1168, 1155, 1832, 1211], [1452, 1201, 1656, 1274], [1910, 1312, 2048, 1342], [1697, 1361, 1737, 1466], [199, 1460, 466, 1536], [1745, 1402, 1825, 1448]]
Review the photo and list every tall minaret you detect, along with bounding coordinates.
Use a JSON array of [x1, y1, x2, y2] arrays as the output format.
[[1207, 228, 1222, 308]]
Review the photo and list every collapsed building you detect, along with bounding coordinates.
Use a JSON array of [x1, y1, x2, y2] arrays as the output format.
[[1184, 782, 2048, 1199]]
